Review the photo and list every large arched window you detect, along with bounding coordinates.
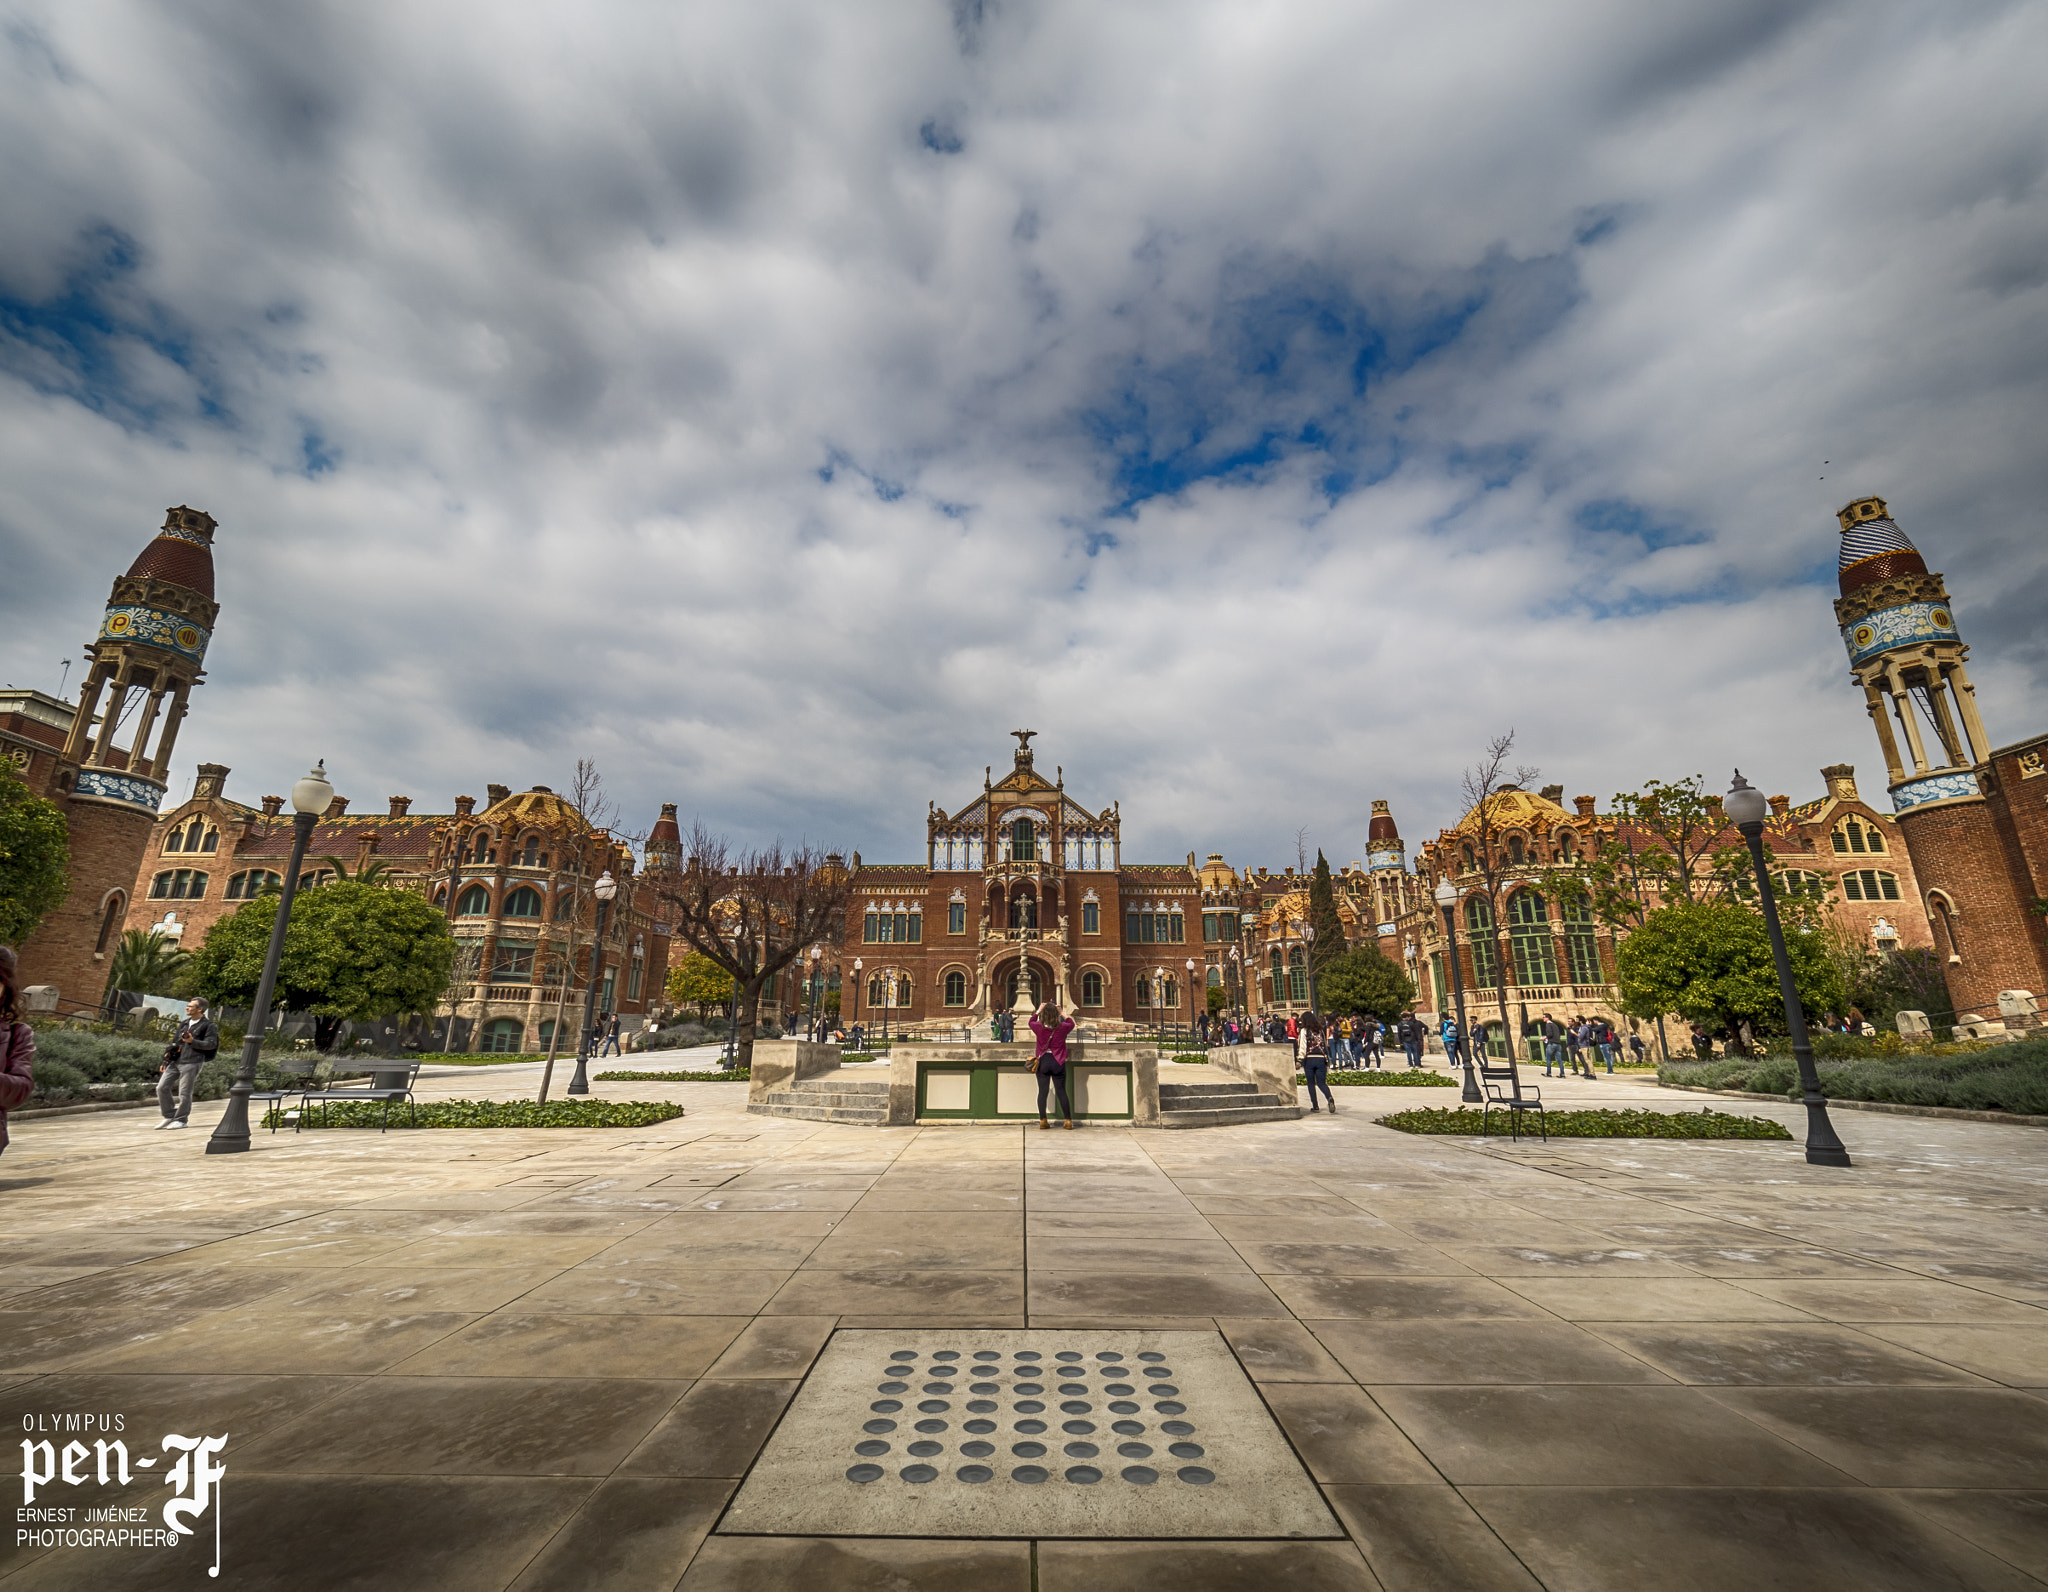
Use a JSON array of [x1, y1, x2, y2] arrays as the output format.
[[1134, 974, 1151, 1008], [225, 870, 282, 900], [469, 831, 492, 864], [1508, 834, 1525, 866], [519, 834, 542, 867], [1286, 946, 1308, 1004], [1831, 818, 1885, 855], [1009, 894, 1037, 929], [148, 869, 209, 900], [897, 975, 913, 1007], [1561, 895, 1602, 985], [1080, 970, 1104, 1006], [1011, 817, 1037, 862], [502, 886, 544, 918], [868, 974, 884, 1008], [1507, 891, 1557, 986], [1463, 895, 1500, 990], [943, 970, 968, 1006], [96, 893, 125, 953], [554, 889, 576, 921], [456, 884, 492, 916], [1556, 828, 1576, 863], [479, 1018, 524, 1054]]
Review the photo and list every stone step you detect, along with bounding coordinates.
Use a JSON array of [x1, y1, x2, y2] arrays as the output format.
[[1157, 1102, 1304, 1128], [746, 1101, 887, 1124], [790, 1077, 890, 1096], [762, 1090, 891, 1111], [1159, 1081, 1262, 1098]]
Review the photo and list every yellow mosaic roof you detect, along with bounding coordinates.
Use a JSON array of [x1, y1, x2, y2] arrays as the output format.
[[477, 787, 592, 830], [1453, 786, 1570, 834]]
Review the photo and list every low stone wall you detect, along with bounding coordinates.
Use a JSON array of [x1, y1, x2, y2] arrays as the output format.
[[1208, 1044, 1297, 1103], [887, 1042, 1160, 1126], [746, 1041, 842, 1108]]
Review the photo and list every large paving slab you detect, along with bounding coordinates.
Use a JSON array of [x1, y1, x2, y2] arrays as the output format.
[[0, 1051, 2043, 1588]]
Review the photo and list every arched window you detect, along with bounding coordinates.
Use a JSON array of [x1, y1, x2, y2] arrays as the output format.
[[1463, 895, 1500, 989], [1206, 965, 1222, 986], [503, 886, 544, 918], [554, 889, 576, 921], [1557, 829, 1575, 863], [163, 825, 183, 853], [1832, 819, 1885, 855], [1011, 817, 1037, 862], [148, 869, 209, 900], [96, 893, 125, 953], [519, 834, 541, 866], [898, 976, 913, 1007], [457, 884, 492, 916], [1508, 834, 1525, 866], [1461, 843, 1475, 871], [1164, 977, 1177, 1008], [199, 827, 219, 853], [868, 975, 884, 1008], [1134, 975, 1151, 1008], [943, 971, 968, 1006], [1842, 869, 1900, 902], [225, 870, 282, 900], [1507, 891, 1558, 986], [1561, 895, 1602, 985], [479, 1018, 524, 1054], [1930, 893, 1962, 960], [1286, 946, 1308, 1004], [1009, 894, 1036, 929], [469, 831, 491, 863], [1004, 965, 1042, 1008], [1081, 970, 1104, 1006]]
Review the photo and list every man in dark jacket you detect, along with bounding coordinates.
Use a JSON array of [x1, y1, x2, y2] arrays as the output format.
[[1396, 1011, 1426, 1068], [156, 998, 219, 1130]]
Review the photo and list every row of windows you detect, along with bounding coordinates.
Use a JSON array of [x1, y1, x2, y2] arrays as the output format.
[[915, 967, 1178, 1010], [1127, 911, 1185, 944], [1459, 831, 1578, 872], [151, 867, 339, 901], [1201, 912, 1242, 942], [162, 818, 219, 854], [1832, 819, 1886, 855], [1842, 869, 1901, 902], [863, 911, 924, 944]]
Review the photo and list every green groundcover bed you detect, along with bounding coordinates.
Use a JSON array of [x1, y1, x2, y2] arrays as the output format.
[[593, 1069, 748, 1082], [1661, 1034, 2048, 1115], [264, 1099, 684, 1129], [1378, 1105, 1792, 1139], [1298, 1070, 1458, 1088]]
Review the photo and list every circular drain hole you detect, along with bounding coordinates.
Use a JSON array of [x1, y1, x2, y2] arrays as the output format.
[[1155, 1402, 1187, 1415], [847, 1463, 885, 1483], [972, 1350, 1001, 1361], [1065, 1465, 1103, 1484], [1177, 1466, 1215, 1485], [1109, 1402, 1140, 1415], [871, 1400, 903, 1413], [1015, 1419, 1047, 1434], [967, 1401, 998, 1413], [970, 1382, 1000, 1394], [958, 1464, 994, 1483], [1122, 1465, 1159, 1485], [962, 1441, 996, 1458], [854, 1440, 891, 1457], [878, 1381, 909, 1394], [901, 1464, 939, 1483], [1161, 1421, 1195, 1436], [1012, 1441, 1047, 1458], [1016, 1351, 1043, 1361], [1111, 1420, 1146, 1435], [1015, 1401, 1046, 1414], [1169, 1442, 1205, 1459], [1097, 1350, 1124, 1361], [1058, 1383, 1088, 1396], [1063, 1442, 1099, 1458], [913, 1421, 948, 1435], [1012, 1465, 1048, 1484], [1117, 1442, 1153, 1458], [863, 1419, 897, 1434], [1150, 1385, 1180, 1397], [1061, 1420, 1096, 1435], [1059, 1401, 1092, 1414], [917, 1401, 950, 1414], [923, 1382, 954, 1394], [908, 1440, 943, 1457], [889, 1350, 917, 1361], [1138, 1352, 1165, 1362], [1144, 1366, 1173, 1377], [1015, 1383, 1045, 1396], [1055, 1351, 1083, 1362], [964, 1419, 996, 1434], [934, 1350, 961, 1361], [1105, 1384, 1135, 1396]]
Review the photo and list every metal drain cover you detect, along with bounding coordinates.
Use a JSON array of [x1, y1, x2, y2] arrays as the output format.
[[720, 1329, 1338, 1539]]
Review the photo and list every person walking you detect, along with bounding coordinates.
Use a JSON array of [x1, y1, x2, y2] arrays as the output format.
[[1439, 1014, 1461, 1068], [1366, 1015, 1386, 1068], [1301, 1012, 1336, 1113], [1628, 1030, 1648, 1066], [1595, 1019, 1618, 1074], [156, 997, 218, 1129], [599, 1014, 621, 1057], [1398, 1010, 1425, 1068], [1690, 1023, 1714, 1061], [1028, 1000, 1077, 1130], [1540, 1012, 1566, 1076], [0, 949, 36, 1159]]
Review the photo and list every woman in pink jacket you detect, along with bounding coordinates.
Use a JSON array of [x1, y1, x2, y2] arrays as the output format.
[[1027, 1001, 1077, 1130], [0, 949, 37, 1157]]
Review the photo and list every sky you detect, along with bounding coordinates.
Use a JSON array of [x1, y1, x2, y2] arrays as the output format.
[[2, 0, 2044, 870]]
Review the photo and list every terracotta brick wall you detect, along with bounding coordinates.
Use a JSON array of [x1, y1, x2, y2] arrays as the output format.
[[13, 798, 154, 1005], [1897, 796, 2047, 1016]]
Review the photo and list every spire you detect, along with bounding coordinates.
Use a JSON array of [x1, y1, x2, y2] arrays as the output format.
[[1366, 798, 1406, 872], [646, 801, 682, 872], [1836, 494, 1927, 595]]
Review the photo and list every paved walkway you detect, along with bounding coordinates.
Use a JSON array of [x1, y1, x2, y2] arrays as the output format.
[[1, 1056, 2043, 1590]]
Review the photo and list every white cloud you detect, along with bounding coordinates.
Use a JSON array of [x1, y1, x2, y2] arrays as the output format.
[[0, 0, 2041, 867]]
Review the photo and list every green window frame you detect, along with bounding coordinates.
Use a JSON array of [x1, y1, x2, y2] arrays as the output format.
[[502, 886, 544, 918], [944, 971, 967, 1006], [1011, 817, 1037, 861], [456, 884, 492, 916], [1081, 970, 1104, 1005], [489, 946, 534, 983], [948, 901, 965, 934], [1082, 901, 1099, 934], [1507, 890, 1557, 986], [1560, 895, 1602, 984], [1463, 895, 1501, 991]]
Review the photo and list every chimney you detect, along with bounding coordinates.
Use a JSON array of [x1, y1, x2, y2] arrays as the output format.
[[1821, 764, 1859, 801], [1573, 795, 1596, 818], [323, 795, 350, 820], [356, 830, 379, 870], [1539, 784, 1564, 803], [261, 795, 284, 817], [1768, 794, 1791, 816], [193, 763, 230, 801], [486, 783, 510, 807], [454, 795, 476, 817], [388, 796, 412, 818]]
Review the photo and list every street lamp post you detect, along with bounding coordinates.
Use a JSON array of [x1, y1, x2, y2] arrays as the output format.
[[805, 945, 822, 1040], [207, 762, 331, 1155], [1435, 880, 1483, 1103], [566, 869, 616, 1096], [1302, 921, 1319, 1013], [1727, 772, 1852, 1167], [1186, 957, 1197, 1047], [852, 956, 863, 1045], [1229, 945, 1242, 1022]]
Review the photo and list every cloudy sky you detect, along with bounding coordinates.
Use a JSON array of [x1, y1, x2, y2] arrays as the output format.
[[2, 0, 2043, 868]]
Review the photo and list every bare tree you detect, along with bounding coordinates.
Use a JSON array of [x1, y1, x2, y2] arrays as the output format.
[[1455, 730, 1544, 1057], [649, 823, 851, 1073], [536, 759, 637, 1103]]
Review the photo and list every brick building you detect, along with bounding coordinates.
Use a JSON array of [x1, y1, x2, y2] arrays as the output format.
[[1828, 494, 2047, 1021], [122, 768, 673, 1052], [3, 507, 220, 1007]]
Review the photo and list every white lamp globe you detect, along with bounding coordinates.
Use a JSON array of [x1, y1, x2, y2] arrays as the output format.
[[291, 762, 333, 816]]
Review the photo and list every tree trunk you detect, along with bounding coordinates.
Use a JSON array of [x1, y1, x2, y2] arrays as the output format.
[[735, 974, 769, 1072]]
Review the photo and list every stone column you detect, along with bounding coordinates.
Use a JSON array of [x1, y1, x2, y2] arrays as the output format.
[[1862, 681, 1905, 783], [148, 682, 192, 781], [90, 664, 131, 764], [127, 685, 164, 768], [1886, 665, 1931, 774], [64, 665, 110, 762]]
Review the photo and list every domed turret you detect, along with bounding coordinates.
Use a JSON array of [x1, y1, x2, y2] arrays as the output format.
[[1366, 799, 1406, 872], [646, 802, 682, 872], [1836, 495, 1928, 595]]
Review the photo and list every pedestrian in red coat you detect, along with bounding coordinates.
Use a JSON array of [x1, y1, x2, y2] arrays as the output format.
[[0, 949, 37, 1156]]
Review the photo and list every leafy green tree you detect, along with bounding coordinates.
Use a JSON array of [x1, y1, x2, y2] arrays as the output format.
[[1615, 899, 1843, 1043], [1206, 982, 1228, 1016], [0, 758, 69, 944], [666, 952, 735, 1019], [328, 854, 399, 886], [1317, 946, 1418, 1021], [1307, 851, 1348, 974], [102, 929, 191, 1005], [193, 881, 455, 1032]]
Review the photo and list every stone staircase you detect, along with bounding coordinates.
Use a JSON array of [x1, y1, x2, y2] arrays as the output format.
[[748, 1070, 890, 1124], [1157, 1078, 1302, 1128]]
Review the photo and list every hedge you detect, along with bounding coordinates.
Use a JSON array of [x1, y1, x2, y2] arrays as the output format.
[[1660, 1035, 2048, 1115], [1377, 1106, 1792, 1139], [266, 1099, 685, 1129], [1297, 1070, 1457, 1088], [592, 1069, 749, 1082]]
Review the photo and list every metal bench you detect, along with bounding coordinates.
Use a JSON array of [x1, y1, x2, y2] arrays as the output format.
[[249, 1053, 324, 1133], [1477, 1057, 1545, 1142], [313, 1060, 422, 1132]]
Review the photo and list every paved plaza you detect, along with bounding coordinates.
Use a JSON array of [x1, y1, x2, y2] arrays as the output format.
[[2, 1054, 2045, 1591]]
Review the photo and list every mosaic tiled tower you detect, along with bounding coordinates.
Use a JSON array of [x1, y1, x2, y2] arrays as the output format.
[[15, 507, 219, 1003], [1832, 495, 2045, 1017]]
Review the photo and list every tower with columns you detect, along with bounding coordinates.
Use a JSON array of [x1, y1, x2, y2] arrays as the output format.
[[12, 507, 220, 1003], [1832, 494, 2048, 1019]]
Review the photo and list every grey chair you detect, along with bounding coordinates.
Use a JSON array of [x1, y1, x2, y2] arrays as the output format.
[[1478, 1057, 1545, 1142], [316, 1060, 422, 1133], [249, 1053, 323, 1133]]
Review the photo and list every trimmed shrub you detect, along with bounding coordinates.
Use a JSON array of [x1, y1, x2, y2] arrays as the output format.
[[592, 1069, 748, 1082], [270, 1099, 685, 1129], [1662, 1035, 2048, 1115], [1379, 1106, 1792, 1139], [27, 1059, 92, 1105], [1298, 1070, 1457, 1088]]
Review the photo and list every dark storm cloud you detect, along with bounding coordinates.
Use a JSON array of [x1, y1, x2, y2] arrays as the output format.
[[0, 0, 2043, 866]]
